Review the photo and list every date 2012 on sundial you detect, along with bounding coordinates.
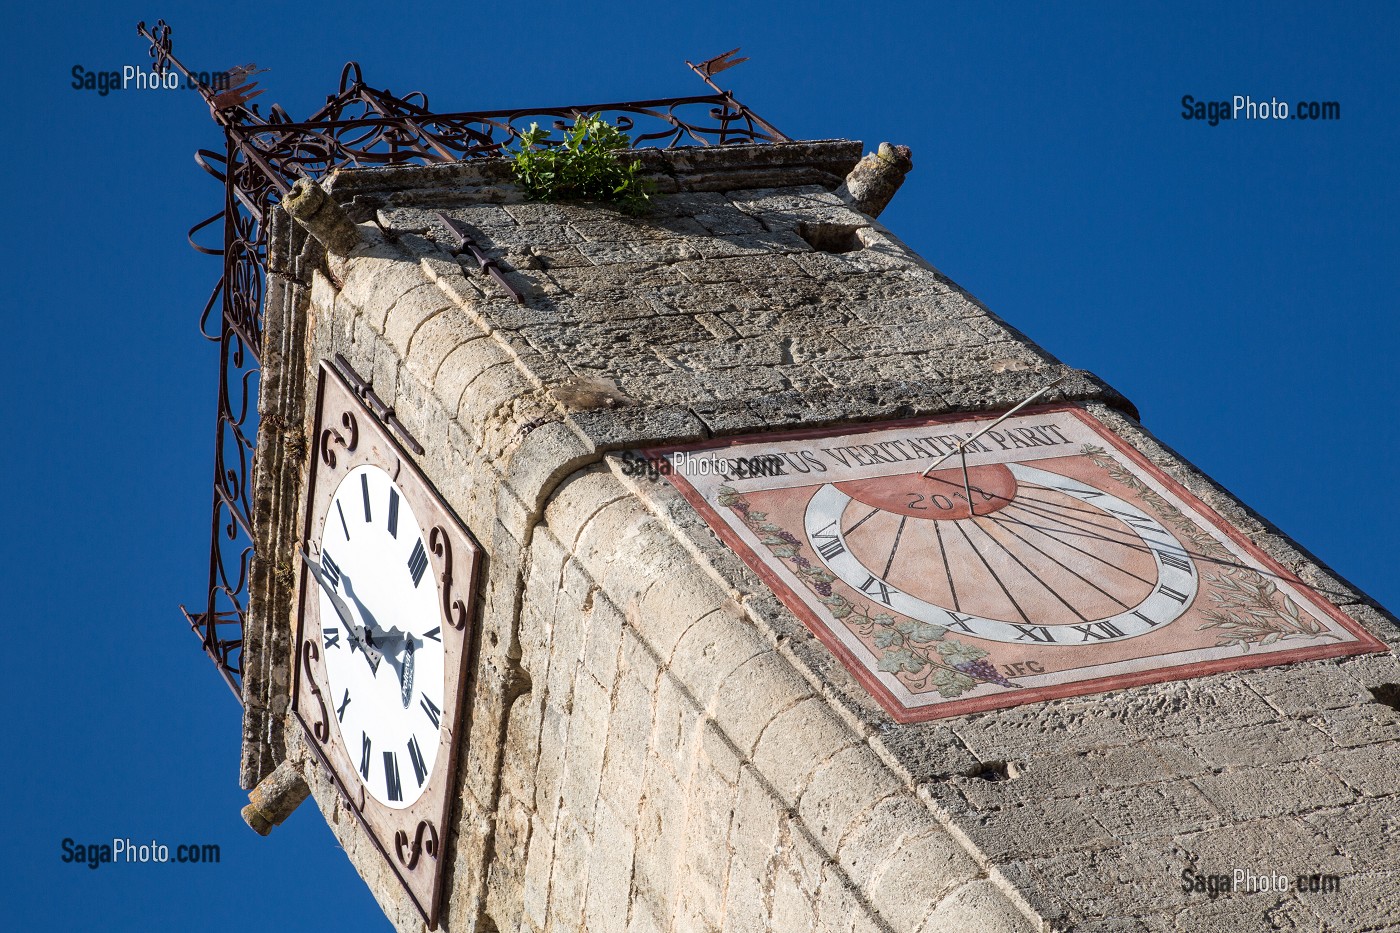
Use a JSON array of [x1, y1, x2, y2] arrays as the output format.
[[647, 406, 1384, 721]]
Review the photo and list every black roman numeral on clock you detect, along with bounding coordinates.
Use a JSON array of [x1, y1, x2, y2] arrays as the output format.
[[387, 487, 400, 538], [322, 627, 341, 651], [336, 689, 351, 722], [407, 736, 428, 787], [423, 626, 441, 643], [321, 551, 342, 589], [408, 539, 429, 587], [945, 613, 977, 634], [420, 694, 442, 729], [361, 473, 372, 523], [360, 733, 372, 779], [383, 751, 403, 802], [1131, 610, 1160, 628]]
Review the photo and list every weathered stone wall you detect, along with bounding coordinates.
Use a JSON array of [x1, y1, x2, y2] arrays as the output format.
[[247, 141, 1400, 933]]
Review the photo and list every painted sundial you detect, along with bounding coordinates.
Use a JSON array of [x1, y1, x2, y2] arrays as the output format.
[[647, 405, 1385, 721]]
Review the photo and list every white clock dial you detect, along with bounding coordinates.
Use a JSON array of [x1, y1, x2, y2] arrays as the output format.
[[315, 464, 445, 809]]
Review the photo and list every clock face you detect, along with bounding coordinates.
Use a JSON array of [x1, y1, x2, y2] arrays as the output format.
[[316, 464, 445, 809], [291, 361, 482, 929], [646, 405, 1384, 722]]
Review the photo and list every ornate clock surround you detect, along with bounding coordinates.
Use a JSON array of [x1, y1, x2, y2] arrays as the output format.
[[291, 361, 483, 928]]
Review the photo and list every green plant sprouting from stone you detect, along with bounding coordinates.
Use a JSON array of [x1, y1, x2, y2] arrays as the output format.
[[510, 114, 653, 215]]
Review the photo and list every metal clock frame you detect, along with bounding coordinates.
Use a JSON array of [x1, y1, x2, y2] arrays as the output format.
[[291, 360, 483, 928]]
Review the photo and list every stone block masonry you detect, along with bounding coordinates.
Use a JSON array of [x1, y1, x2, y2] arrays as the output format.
[[244, 140, 1400, 932]]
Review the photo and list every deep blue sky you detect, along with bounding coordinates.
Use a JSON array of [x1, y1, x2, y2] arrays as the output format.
[[3, 2, 1395, 930]]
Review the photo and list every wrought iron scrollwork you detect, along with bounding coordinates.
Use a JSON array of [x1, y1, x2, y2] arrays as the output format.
[[429, 526, 468, 631], [319, 410, 359, 469], [394, 820, 440, 870], [301, 639, 330, 744], [144, 20, 785, 700], [139, 20, 173, 75]]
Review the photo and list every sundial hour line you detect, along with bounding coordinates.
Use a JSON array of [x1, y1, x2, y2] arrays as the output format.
[[967, 517, 1094, 623], [1000, 497, 1153, 552], [1015, 491, 1137, 534], [882, 515, 909, 579], [844, 506, 882, 537], [994, 510, 1177, 583], [950, 519, 1033, 624], [987, 514, 1136, 607], [1017, 480, 1158, 523], [932, 519, 961, 611]]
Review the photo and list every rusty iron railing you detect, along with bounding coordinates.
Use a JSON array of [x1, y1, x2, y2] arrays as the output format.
[[138, 20, 788, 701]]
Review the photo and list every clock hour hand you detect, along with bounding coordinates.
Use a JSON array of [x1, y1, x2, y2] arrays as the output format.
[[384, 637, 415, 708], [360, 619, 419, 709], [338, 573, 423, 690], [300, 547, 383, 674]]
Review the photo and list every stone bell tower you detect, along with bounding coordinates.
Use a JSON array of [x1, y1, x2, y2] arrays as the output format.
[[128, 25, 1398, 930], [232, 131, 1400, 932]]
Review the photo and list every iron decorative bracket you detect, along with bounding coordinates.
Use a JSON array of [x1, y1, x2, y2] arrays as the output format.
[[434, 213, 525, 305], [332, 355, 425, 456], [141, 19, 787, 701]]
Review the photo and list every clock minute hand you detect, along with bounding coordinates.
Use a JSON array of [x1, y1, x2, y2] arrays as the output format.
[[299, 547, 383, 673]]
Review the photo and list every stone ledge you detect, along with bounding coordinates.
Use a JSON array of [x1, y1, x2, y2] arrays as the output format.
[[322, 139, 864, 205]]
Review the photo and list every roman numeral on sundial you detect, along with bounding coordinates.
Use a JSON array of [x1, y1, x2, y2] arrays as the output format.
[[1107, 507, 1158, 534], [858, 575, 894, 605], [944, 612, 977, 634], [1158, 585, 1191, 604], [812, 522, 846, 560], [1054, 485, 1103, 499], [1157, 550, 1193, 574], [1073, 620, 1127, 641]]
